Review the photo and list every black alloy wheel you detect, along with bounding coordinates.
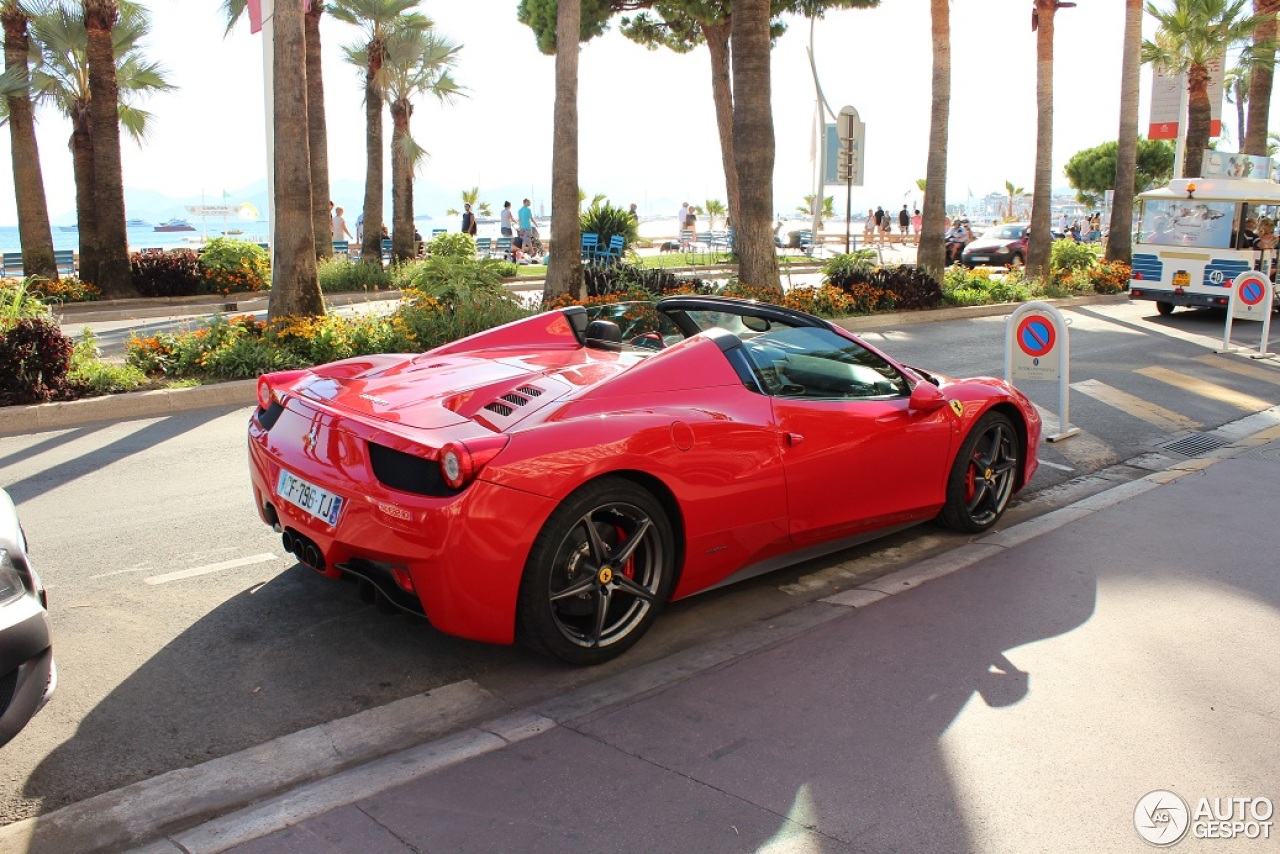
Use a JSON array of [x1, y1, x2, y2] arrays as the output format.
[[517, 478, 674, 665], [939, 411, 1020, 533]]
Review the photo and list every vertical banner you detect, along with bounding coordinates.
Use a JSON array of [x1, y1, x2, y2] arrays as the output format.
[[1148, 57, 1225, 140]]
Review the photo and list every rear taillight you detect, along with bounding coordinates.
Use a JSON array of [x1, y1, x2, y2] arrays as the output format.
[[439, 436, 509, 490], [257, 369, 308, 409]]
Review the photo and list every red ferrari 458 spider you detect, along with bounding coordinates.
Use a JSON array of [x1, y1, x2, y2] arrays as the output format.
[[248, 296, 1040, 664]]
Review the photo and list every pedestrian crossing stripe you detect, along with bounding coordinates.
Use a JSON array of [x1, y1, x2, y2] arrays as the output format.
[[1194, 354, 1280, 387], [1135, 366, 1277, 413], [1031, 404, 1118, 470], [1070, 379, 1202, 432]]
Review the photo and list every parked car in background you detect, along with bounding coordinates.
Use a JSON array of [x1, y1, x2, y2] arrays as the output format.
[[0, 488, 55, 748], [961, 223, 1029, 267], [248, 297, 1040, 665]]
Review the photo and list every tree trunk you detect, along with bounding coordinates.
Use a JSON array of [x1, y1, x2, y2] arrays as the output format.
[[1027, 0, 1057, 280], [702, 20, 740, 231], [918, 0, 950, 277], [305, 4, 332, 260], [360, 50, 385, 263], [2, 6, 57, 281], [1184, 62, 1211, 178], [267, 0, 322, 320], [71, 104, 101, 281], [390, 99, 415, 263], [85, 1, 133, 296], [730, 0, 779, 292], [543, 0, 582, 302], [1107, 0, 1142, 265], [1244, 0, 1280, 156]]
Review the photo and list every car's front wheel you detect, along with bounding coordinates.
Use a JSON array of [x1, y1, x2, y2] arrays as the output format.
[[939, 412, 1020, 533], [517, 478, 675, 665]]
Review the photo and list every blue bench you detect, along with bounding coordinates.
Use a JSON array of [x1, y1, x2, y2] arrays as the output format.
[[2, 252, 24, 278], [54, 249, 75, 276]]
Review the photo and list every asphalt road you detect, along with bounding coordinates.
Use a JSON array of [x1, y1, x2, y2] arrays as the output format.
[[2, 299, 1279, 827]]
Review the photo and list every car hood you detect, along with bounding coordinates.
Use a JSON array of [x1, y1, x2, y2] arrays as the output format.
[[293, 348, 641, 431], [965, 236, 1020, 251]]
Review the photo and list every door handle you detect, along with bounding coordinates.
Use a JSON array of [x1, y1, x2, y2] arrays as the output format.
[[785, 432, 804, 446]]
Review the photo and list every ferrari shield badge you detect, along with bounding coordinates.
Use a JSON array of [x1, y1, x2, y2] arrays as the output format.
[[948, 400, 965, 418]]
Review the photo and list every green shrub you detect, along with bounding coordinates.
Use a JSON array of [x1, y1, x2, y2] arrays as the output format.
[[427, 232, 476, 259], [493, 260, 519, 278], [827, 263, 943, 311], [395, 293, 532, 351], [0, 278, 53, 322], [317, 256, 392, 293], [26, 276, 101, 304], [0, 316, 74, 404], [198, 238, 270, 295], [580, 203, 639, 251], [821, 250, 878, 285], [131, 250, 202, 297], [582, 263, 712, 299], [1050, 239, 1099, 274], [67, 331, 146, 395], [398, 255, 510, 302], [942, 266, 1032, 306]]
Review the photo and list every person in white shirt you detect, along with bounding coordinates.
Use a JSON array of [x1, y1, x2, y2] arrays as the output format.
[[332, 206, 352, 241], [500, 201, 515, 237]]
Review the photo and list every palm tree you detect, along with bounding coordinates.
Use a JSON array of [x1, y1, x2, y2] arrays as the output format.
[[331, 0, 423, 264], [544, 0, 582, 301], [918, 1, 949, 276], [446, 187, 491, 218], [1028, 0, 1073, 280], [30, 1, 171, 283], [2, 0, 57, 281], [379, 24, 462, 262], [82, 0, 133, 296], [221, 0, 332, 260], [704, 198, 726, 229], [1108, 0, 1143, 264], [1225, 62, 1250, 145], [305, 2, 333, 260], [1244, 0, 1280, 155], [1004, 180, 1025, 219], [1143, 0, 1265, 178], [795, 194, 834, 226], [268, 0, 322, 319], [731, 0, 780, 291]]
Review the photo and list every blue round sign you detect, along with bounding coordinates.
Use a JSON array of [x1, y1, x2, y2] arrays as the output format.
[[1240, 279, 1265, 306], [1016, 315, 1056, 358]]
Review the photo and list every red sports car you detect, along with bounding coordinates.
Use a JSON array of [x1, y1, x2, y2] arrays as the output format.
[[248, 297, 1040, 664]]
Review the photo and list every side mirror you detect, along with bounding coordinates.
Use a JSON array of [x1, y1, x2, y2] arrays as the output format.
[[909, 380, 947, 413]]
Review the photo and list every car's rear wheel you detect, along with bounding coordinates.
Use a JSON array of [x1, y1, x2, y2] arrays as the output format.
[[1156, 301, 1175, 316], [517, 478, 674, 665], [939, 412, 1019, 533]]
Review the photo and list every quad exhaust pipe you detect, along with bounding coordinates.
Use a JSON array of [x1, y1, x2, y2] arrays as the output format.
[[282, 529, 326, 572]]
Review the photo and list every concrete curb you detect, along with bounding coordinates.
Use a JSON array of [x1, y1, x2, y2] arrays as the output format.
[[0, 380, 259, 437], [0, 407, 1267, 854], [11, 291, 1128, 437]]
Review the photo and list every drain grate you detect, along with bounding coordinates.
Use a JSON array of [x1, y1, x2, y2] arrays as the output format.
[[1159, 432, 1228, 457]]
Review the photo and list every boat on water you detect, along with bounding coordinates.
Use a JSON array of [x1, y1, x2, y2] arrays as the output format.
[[126, 218, 152, 228], [58, 224, 78, 232], [155, 218, 196, 232]]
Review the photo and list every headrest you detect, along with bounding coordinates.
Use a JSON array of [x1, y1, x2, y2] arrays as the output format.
[[584, 319, 622, 351]]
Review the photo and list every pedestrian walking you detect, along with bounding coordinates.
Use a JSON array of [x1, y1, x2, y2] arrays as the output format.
[[899, 205, 910, 235], [518, 199, 536, 254], [461, 203, 477, 236], [500, 201, 515, 238]]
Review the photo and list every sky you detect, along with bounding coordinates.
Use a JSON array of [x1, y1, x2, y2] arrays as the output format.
[[0, 0, 1228, 227]]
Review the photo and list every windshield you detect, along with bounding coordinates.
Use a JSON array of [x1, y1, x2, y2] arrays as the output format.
[[988, 225, 1026, 240], [583, 302, 684, 351]]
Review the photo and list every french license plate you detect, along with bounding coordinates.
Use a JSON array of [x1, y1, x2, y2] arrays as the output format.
[[276, 468, 344, 526], [970, 256, 989, 263], [1172, 270, 1190, 287]]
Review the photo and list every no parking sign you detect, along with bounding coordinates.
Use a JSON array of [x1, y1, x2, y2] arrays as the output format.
[[1221, 271, 1274, 358], [1005, 302, 1078, 442]]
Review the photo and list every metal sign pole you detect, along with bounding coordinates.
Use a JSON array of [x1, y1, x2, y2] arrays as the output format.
[[1005, 301, 1079, 442]]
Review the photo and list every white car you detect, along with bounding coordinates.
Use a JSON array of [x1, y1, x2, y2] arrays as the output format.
[[0, 488, 55, 748]]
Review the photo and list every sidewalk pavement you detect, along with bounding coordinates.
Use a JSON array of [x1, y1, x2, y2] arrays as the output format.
[[114, 423, 1278, 854]]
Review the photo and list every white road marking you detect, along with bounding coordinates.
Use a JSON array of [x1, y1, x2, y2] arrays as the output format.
[[144, 553, 279, 585], [1071, 378, 1201, 432], [1136, 365, 1279, 412], [1038, 460, 1075, 472]]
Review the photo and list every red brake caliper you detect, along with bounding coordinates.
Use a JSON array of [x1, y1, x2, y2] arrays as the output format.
[[965, 456, 978, 502], [614, 526, 636, 578]]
